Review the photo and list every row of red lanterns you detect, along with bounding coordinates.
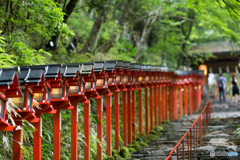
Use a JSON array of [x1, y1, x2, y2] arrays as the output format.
[[0, 61, 204, 160]]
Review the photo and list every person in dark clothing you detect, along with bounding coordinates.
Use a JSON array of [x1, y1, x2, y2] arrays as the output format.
[[231, 73, 239, 103], [217, 73, 227, 102]]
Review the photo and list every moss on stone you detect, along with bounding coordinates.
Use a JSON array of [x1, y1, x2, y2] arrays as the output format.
[[114, 155, 122, 160], [149, 130, 157, 135], [148, 134, 159, 141], [162, 120, 170, 124], [154, 126, 164, 132], [128, 147, 136, 153], [119, 147, 131, 159], [112, 149, 118, 156], [131, 141, 142, 150], [138, 141, 148, 146], [137, 134, 150, 143]]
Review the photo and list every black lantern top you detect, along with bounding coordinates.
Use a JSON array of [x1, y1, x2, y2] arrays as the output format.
[[143, 65, 151, 84], [115, 60, 124, 70], [94, 61, 105, 73], [22, 64, 63, 88], [61, 64, 87, 103], [150, 65, 159, 83], [160, 67, 168, 83], [122, 61, 131, 87], [0, 67, 20, 86], [123, 61, 130, 70], [130, 63, 141, 87], [80, 62, 94, 76], [40, 64, 62, 79], [104, 61, 118, 91], [81, 62, 98, 98], [94, 61, 110, 95], [130, 63, 141, 72], [17, 67, 45, 84], [156, 65, 161, 83], [113, 60, 124, 89], [61, 64, 81, 78], [138, 64, 146, 85], [0, 68, 22, 98], [104, 61, 116, 72]]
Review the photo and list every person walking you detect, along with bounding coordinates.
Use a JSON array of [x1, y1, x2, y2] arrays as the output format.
[[231, 73, 239, 103], [217, 73, 227, 102]]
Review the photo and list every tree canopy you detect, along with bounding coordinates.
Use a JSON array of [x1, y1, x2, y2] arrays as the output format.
[[0, 0, 239, 68], [1, 0, 240, 159]]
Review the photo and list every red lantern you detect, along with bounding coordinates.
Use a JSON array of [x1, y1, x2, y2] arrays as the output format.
[[0, 68, 22, 131]]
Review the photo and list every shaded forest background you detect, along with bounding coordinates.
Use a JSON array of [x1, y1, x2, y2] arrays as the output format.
[[1, 0, 240, 159]]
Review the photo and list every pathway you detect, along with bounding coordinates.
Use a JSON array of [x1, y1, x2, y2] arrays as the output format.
[[131, 99, 240, 160]]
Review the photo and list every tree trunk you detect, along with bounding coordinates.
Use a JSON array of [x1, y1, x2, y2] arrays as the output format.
[[2, 0, 11, 34], [178, 9, 195, 67], [80, 0, 116, 54], [135, 10, 160, 62], [98, 0, 132, 53], [63, 0, 78, 23], [49, 0, 78, 52]]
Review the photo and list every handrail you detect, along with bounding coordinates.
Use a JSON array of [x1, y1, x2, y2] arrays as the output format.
[[165, 100, 211, 160]]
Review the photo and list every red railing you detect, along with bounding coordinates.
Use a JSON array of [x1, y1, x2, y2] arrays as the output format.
[[165, 100, 211, 160]]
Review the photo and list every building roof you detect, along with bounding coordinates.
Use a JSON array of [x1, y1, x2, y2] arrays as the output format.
[[189, 41, 240, 54]]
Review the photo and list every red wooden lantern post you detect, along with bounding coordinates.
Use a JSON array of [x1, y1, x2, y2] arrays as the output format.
[[122, 62, 133, 145], [94, 61, 114, 157], [105, 61, 123, 152], [130, 63, 141, 141], [188, 71, 193, 115], [200, 71, 204, 107], [149, 66, 154, 131], [48, 65, 75, 160], [151, 66, 158, 127], [121, 62, 131, 146], [178, 71, 185, 118], [173, 71, 179, 120], [60, 64, 87, 160], [166, 68, 173, 121], [13, 67, 46, 160], [158, 67, 164, 124], [138, 65, 146, 135], [144, 65, 151, 134], [183, 71, 189, 116], [169, 69, 175, 120], [0, 68, 22, 131], [169, 69, 175, 121], [160, 67, 167, 121], [156, 66, 161, 125], [112, 60, 124, 150], [165, 68, 170, 121], [81, 62, 97, 160], [192, 71, 198, 112], [115, 61, 129, 147]]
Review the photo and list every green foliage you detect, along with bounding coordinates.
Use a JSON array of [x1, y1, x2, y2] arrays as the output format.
[[0, 32, 16, 68], [128, 147, 136, 153], [138, 141, 148, 146], [119, 147, 131, 158], [128, 141, 142, 151], [149, 130, 157, 135]]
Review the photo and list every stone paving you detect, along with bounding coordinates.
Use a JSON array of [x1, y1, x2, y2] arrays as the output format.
[[131, 99, 240, 160]]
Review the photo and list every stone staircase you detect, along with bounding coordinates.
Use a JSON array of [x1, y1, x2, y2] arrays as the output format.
[[131, 99, 240, 160]]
